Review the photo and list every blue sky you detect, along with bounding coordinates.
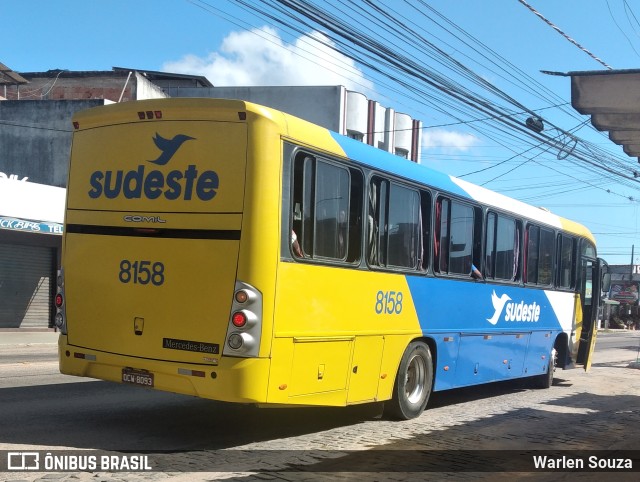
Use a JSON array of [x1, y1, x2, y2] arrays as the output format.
[[5, 0, 640, 265]]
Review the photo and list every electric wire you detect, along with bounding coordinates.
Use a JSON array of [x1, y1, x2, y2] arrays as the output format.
[[197, 0, 640, 206], [517, 0, 613, 69]]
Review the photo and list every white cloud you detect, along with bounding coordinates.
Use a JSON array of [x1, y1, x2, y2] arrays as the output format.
[[162, 26, 374, 92], [422, 128, 479, 151]]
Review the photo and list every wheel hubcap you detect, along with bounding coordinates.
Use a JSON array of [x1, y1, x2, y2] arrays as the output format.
[[405, 352, 427, 404]]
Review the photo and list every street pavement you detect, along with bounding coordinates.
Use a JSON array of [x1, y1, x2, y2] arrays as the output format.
[[0, 330, 59, 345], [0, 329, 639, 481]]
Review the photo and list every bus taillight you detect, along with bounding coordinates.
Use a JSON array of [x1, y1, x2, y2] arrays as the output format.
[[227, 333, 243, 350], [54, 312, 64, 328], [137, 111, 162, 120], [234, 289, 256, 304], [235, 290, 249, 303], [227, 333, 256, 352], [224, 281, 263, 358], [232, 312, 247, 327], [54, 269, 67, 334]]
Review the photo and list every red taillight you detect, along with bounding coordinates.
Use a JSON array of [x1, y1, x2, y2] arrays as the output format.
[[137, 111, 162, 120], [232, 312, 247, 327], [55, 294, 64, 308], [235, 290, 249, 303], [133, 228, 161, 235]]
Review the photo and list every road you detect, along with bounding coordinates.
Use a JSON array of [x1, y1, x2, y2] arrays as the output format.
[[0, 330, 639, 481]]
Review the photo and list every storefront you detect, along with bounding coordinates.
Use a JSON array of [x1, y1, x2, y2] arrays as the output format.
[[0, 179, 64, 329]]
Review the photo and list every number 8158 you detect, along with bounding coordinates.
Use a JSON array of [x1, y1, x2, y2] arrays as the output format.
[[119, 260, 165, 286], [375, 290, 403, 314]]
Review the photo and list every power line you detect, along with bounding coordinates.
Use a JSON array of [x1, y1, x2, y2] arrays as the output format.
[[214, 0, 640, 201], [608, 0, 640, 59], [517, 0, 613, 69]]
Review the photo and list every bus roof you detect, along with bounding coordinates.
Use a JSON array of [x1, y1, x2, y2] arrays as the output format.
[[267, 103, 595, 245], [71, 98, 594, 245]]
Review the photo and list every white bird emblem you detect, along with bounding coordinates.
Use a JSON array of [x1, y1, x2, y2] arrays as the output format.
[[487, 290, 511, 325]]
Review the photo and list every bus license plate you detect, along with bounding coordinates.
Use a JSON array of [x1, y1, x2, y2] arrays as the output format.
[[122, 368, 154, 387]]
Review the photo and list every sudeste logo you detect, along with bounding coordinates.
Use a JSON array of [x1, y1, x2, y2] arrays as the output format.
[[487, 290, 541, 325], [88, 133, 219, 201], [148, 133, 194, 165]]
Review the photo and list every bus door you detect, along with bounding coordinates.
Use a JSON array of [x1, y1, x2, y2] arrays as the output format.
[[576, 257, 604, 371]]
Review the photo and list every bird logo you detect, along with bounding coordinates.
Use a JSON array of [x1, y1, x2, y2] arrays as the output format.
[[487, 290, 511, 325], [148, 133, 195, 166]]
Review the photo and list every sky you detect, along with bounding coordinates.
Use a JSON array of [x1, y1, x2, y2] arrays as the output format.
[[4, 0, 640, 265]]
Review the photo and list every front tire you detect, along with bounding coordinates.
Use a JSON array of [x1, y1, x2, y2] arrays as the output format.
[[385, 341, 433, 420]]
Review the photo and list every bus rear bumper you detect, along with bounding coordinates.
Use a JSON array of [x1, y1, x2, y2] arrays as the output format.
[[58, 335, 270, 403]]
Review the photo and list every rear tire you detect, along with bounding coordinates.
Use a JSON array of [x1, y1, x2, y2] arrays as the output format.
[[385, 341, 433, 420], [532, 348, 556, 389]]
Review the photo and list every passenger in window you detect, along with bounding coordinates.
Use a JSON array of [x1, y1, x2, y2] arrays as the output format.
[[471, 263, 483, 280], [291, 230, 303, 257]]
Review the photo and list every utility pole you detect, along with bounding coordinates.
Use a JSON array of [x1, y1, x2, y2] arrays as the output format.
[[631, 245, 635, 280]]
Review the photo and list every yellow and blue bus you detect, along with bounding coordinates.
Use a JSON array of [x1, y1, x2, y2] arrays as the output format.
[[55, 98, 608, 419]]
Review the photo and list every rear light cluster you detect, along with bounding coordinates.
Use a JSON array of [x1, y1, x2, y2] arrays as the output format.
[[53, 269, 67, 334], [137, 111, 162, 120], [223, 281, 262, 358], [72, 110, 163, 130]]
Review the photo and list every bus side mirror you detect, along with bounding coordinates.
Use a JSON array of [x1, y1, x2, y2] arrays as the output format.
[[602, 273, 611, 294]]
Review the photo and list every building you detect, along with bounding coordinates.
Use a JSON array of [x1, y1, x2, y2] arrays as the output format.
[[0, 66, 423, 329], [0, 67, 211, 329], [165, 85, 422, 162], [2, 66, 212, 103]]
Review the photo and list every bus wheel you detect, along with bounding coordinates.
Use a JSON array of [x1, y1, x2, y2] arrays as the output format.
[[532, 348, 556, 389], [385, 341, 433, 420]]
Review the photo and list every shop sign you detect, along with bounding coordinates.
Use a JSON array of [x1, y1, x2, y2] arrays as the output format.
[[0, 172, 29, 181], [0, 216, 62, 235], [610, 281, 639, 305]]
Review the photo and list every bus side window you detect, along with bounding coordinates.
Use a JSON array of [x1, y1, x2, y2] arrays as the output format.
[[419, 190, 431, 271], [526, 224, 555, 285], [367, 177, 424, 271], [448, 202, 474, 275], [387, 183, 421, 269], [485, 212, 520, 282], [314, 161, 350, 259], [485, 212, 496, 279], [291, 153, 362, 263], [526, 225, 540, 284], [367, 181, 379, 265], [291, 156, 309, 258], [436, 197, 479, 278], [539, 228, 555, 285], [435, 198, 449, 273], [346, 170, 363, 263], [557, 234, 576, 289]]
